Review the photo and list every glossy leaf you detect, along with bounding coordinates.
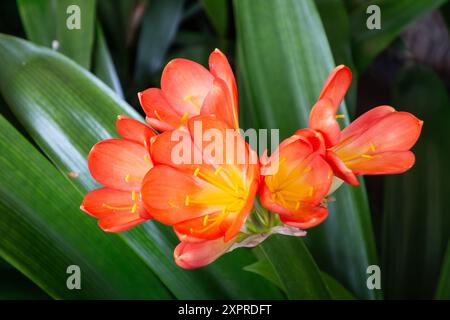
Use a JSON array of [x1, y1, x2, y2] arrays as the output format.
[[17, 0, 55, 46], [350, 0, 447, 71], [0, 33, 281, 299], [0, 115, 171, 299], [234, 0, 380, 299], [134, 0, 185, 88], [201, 0, 229, 36], [383, 65, 450, 299], [436, 241, 450, 299]]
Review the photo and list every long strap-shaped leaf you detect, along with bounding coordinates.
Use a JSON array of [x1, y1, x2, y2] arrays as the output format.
[[383, 66, 450, 299], [436, 241, 450, 299], [0, 33, 282, 299], [234, 0, 380, 299], [0, 115, 171, 299]]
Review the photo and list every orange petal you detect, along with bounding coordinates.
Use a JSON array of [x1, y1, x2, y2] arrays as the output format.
[[141, 165, 221, 225], [116, 115, 156, 148], [208, 49, 238, 124], [138, 88, 183, 131], [174, 237, 233, 269], [200, 78, 239, 129], [318, 65, 352, 110], [309, 98, 341, 147], [325, 150, 359, 186], [334, 111, 423, 157], [340, 105, 395, 141], [81, 188, 148, 232], [344, 151, 415, 175], [88, 139, 152, 191], [280, 203, 328, 229], [161, 58, 214, 116]]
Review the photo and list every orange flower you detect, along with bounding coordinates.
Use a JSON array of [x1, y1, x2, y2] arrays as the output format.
[[174, 232, 235, 269], [309, 65, 423, 186], [139, 49, 239, 131], [81, 116, 155, 231], [141, 115, 259, 242], [260, 129, 333, 229]]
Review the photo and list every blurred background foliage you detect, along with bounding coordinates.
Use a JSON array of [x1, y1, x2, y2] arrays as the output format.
[[0, 0, 449, 299]]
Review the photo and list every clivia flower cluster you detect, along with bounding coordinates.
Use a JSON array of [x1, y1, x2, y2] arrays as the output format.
[[81, 49, 423, 269]]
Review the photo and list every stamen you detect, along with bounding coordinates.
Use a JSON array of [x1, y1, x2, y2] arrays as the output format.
[[295, 202, 300, 210], [153, 110, 163, 121], [144, 155, 151, 163], [102, 204, 133, 211], [369, 142, 376, 152], [193, 168, 200, 177], [303, 166, 312, 174], [361, 154, 373, 159], [131, 203, 138, 213], [335, 114, 345, 119], [185, 195, 190, 207], [214, 166, 223, 175], [125, 174, 141, 183], [308, 186, 314, 197], [203, 215, 209, 226], [131, 190, 137, 201], [183, 95, 193, 101], [181, 112, 189, 122]]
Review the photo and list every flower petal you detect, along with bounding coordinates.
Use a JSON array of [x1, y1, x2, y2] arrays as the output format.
[[174, 237, 233, 269], [309, 98, 341, 147], [81, 188, 148, 232], [200, 78, 239, 129], [208, 49, 238, 123], [88, 139, 152, 191], [280, 203, 328, 229], [138, 88, 183, 131], [318, 64, 352, 110], [116, 115, 156, 148], [161, 58, 214, 116], [325, 150, 359, 186], [344, 151, 415, 175]]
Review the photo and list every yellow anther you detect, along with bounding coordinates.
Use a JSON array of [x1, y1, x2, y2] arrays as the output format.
[[131, 203, 138, 213], [335, 114, 345, 119], [131, 190, 137, 201], [361, 154, 373, 159], [181, 112, 189, 122], [168, 201, 178, 208], [183, 95, 193, 101], [144, 154, 151, 163], [295, 202, 300, 210], [369, 142, 376, 152], [203, 215, 209, 226], [125, 174, 140, 183], [193, 167, 200, 176], [308, 186, 314, 197], [102, 204, 133, 211], [214, 166, 223, 175], [125, 174, 131, 183], [303, 166, 312, 174], [153, 110, 163, 121], [185, 195, 190, 206]]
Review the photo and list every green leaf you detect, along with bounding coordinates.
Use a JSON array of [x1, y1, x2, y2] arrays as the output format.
[[18, 0, 96, 69], [259, 236, 331, 299], [92, 23, 124, 97], [234, 0, 380, 299], [383, 65, 450, 299], [134, 0, 185, 88], [201, 0, 229, 36], [0, 33, 281, 299], [246, 248, 356, 299], [350, 0, 447, 71], [0, 114, 171, 299], [436, 241, 450, 299]]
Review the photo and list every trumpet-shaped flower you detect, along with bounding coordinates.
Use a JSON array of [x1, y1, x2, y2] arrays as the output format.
[[309, 65, 423, 186], [81, 116, 155, 231], [139, 49, 239, 131], [260, 129, 333, 229], [141, 115, 259, 242]]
